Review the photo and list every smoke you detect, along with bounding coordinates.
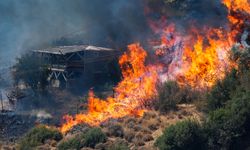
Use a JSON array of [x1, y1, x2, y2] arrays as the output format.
[[0, 0, 148, 68], [145, 0, 229, 34]]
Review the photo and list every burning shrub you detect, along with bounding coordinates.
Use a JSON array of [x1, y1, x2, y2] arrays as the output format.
[[83, 128, 107, 148], [18, 125, 62, 150], [155, 119, 205, 150]]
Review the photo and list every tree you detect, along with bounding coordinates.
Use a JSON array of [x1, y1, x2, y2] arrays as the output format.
[[12, 53, 50, 91]]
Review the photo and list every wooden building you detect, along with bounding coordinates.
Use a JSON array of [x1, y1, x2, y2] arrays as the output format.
[[33, 45, 119, 88]]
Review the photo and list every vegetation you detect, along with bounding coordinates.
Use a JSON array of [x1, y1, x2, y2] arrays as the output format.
[[83, 128, 107, 148], [155, 81, 197, 113], [13, 53, 50, 91], [155, 47, 250, 150], [18, 125, 62, 150], [108, 142, 129, 150], [58, 128, 107, 150], [57, 136, 83, 150], [155, 119, 205, 150]]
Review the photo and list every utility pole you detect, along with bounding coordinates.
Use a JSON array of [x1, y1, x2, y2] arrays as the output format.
[[0, 90, 3, 112]]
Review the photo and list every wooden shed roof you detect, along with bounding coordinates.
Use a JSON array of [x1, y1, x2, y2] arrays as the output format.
[[33, 45, 115, 55]]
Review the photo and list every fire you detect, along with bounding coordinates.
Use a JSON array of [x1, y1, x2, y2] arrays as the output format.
[[223, 0, 250, 14], [177, 29, 234, 88], [60, 0, 250, 133], [60, 43, 158, 133]]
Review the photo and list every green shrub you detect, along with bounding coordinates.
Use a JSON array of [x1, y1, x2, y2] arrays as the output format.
[[155, 119, 205, 150], [57, 136, 83, 150], [205, 89, 250, 149], [207, 69, 238, 111], [18, 125, 62, 150], [108, 143, 129, 150], [58, 128, 106, 149], [156, 81, 199, 113], [83, 128, 107, 148], [155, 81, 179, 113]]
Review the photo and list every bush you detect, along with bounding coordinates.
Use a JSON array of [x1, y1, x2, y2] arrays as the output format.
[[207, 69, 238, 111], [108, 142, 129, 150], [58, 128, 107, 149], [155, 119, 205, 150], [205, 90, 250, 149], [83, 128, 107, 148], [18, 125, 62, 150], [155, 81, 179, 113], [107, 124, 124, 137], [57, 136, 83, 150], [155, 81, 199, 113]]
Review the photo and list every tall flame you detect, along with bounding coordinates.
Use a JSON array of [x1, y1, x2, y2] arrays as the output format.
[[60, 44, 158, 133], [60, 0, 249, 132]]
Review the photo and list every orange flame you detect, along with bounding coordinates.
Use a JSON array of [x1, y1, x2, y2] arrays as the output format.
[[60, 0, 249, 133], [177, 29, 235, 88], [60, 43, 158, 133]]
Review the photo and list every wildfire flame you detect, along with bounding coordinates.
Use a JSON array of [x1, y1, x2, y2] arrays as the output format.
[[60, 0, 249, 133], [60, 44, 158, 133]]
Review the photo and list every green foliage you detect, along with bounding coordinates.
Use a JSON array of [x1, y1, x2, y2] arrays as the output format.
[[155, 81, 179, 113], [156, 81, 196, 113], [205, 90, 250, 149], [207, 69, 238, 111], [83, 128, 107, 148], [18, 125, 62, 150], [58, 128, 107, 149], [13, 53, 50, 90], [57, 136, 83, 150], [155, 119, 205, 150]]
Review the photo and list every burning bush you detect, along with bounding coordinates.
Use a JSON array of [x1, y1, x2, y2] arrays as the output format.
[[18, 125, 62, 150], [155, 119, 205, 150]]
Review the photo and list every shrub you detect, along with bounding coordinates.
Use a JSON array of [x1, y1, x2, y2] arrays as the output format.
[[124, 130, 135, 142], [83, 128, 107, 148], [108, 142, 129, 150], [107, 124, 124, 137], [155, 81, 179, 113], [57, 136, 83, 150], [18, 125, 62, 150], [207, 69, 238, 111], [205, 90, 250, 149], [155, 119, 205, 150]]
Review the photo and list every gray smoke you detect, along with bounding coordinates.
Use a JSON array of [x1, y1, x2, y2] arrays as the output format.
[[0, 0, 148, 68]]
